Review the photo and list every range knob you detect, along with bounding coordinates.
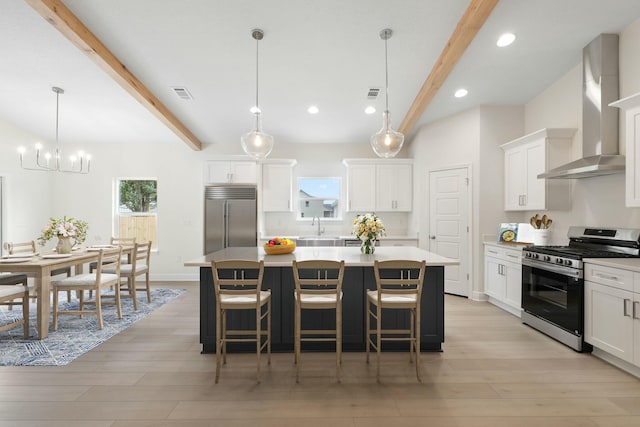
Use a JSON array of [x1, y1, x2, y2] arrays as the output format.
[[564, 259, 573, 267], [543, 255, 551, 262], [534, 253, 540, 259], [556, 258, 563, 264]]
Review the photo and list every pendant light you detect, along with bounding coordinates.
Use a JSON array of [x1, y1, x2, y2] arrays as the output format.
[[370, 28, 404, 158], [18, 86, 91, 174], [241, 29, 274, 160]]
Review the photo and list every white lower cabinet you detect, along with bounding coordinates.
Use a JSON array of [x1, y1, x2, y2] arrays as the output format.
[[584, 263, 640, 366], [484, 244, 522, 317]]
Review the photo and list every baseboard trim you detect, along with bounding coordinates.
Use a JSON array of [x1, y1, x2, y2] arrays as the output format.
[[591, 348, 640, 379]]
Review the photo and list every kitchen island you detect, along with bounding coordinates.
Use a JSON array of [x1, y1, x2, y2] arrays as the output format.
[[185, 246, 458, 353]]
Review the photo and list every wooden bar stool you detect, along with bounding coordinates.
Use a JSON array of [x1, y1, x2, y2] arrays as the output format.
[[292, 260, 344, 383], [211, 260, 271, 384], [366, 259, 426, 382]]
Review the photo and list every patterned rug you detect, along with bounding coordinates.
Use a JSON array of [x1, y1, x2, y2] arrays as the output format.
[[0, 288, 184, 366]]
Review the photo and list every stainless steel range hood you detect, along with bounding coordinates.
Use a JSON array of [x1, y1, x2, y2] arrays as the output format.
[[538, 34, 624, 179]]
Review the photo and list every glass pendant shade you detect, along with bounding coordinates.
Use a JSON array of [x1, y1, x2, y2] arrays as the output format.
[[241, 112, 274, 159], [370, 110, 404, 158], [241, 28, 273, 160], [371, 28, 404, 159]]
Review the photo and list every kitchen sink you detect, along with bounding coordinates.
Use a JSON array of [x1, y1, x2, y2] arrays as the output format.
[[295, 237, 344, 247]]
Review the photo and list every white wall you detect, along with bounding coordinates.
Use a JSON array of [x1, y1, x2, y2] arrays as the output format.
[[408, 105, 524, 297]]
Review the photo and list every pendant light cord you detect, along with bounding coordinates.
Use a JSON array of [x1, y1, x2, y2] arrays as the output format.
[[255, 35, 260, 113], [384, 35, 389, 113], [55, 89, 60, 144]]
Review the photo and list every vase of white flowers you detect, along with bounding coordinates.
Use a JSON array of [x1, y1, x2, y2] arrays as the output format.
[[352, 213, 385, 254], [38, 216, 88, 253]]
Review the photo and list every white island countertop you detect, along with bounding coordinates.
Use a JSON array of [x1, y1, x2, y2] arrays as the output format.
[[184, 246, 458, 268]]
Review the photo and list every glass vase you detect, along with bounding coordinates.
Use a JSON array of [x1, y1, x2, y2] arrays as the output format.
[[361, 239, 375, 254]]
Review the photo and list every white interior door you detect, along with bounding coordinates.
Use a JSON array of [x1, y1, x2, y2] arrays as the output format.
[[429, 167, 470, 297]]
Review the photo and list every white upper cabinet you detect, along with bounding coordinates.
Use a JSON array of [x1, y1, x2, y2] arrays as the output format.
[[205, 159, 257, 184], [611, 93, 640, 207], [375, 163, 413, 211], [343, 159, 413, 212], [261, 160, 296, 212], [500, 128, 575, 211]]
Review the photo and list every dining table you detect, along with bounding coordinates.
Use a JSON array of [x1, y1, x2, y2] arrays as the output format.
[[0, 245, 134, 339]]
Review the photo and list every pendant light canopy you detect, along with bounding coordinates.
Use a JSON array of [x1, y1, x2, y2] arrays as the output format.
[[241, 29, 274, 160], [370, 28, 404, 158], [18, 86, 91, 174]]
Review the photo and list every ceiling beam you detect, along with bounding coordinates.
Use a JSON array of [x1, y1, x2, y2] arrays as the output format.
[[25, 0, 203, 151], [398, 0, 499, 136]]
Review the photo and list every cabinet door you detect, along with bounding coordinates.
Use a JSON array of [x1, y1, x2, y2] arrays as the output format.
[[504, 259, 522, 312], [523, 140, 546, 209], [504, 147, 525, 210], [484, 255, 505, 299], [205, 161, 257, 184], [584, 281, 634, 363], [346, 164, 376, 212], [393, 164, 413, 211], [375, 164, 396, 211], [229, 162, 257, 183], [262, 164, 292, 212]]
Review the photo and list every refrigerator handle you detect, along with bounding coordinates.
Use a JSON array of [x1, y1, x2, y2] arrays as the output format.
[[224, 201, 229, 248]]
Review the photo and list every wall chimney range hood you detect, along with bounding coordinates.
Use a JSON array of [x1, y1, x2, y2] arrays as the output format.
[[538, 34, 624, 180]]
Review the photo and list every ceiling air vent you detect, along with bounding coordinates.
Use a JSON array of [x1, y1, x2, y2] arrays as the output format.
[[171, 86, 193, 100], [367, 87, 381, 100]]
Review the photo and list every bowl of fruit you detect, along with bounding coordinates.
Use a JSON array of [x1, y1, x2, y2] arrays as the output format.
[[263, 237, 296, 255]]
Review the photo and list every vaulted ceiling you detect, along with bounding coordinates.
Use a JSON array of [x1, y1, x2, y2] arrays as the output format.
[[2, 0, 640, 152]]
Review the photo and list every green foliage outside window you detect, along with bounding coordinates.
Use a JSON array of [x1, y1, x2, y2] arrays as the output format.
[[119, 180, 157, 213]]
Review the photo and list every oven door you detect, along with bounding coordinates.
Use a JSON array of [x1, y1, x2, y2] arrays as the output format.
[[521, 259, 583, 336]]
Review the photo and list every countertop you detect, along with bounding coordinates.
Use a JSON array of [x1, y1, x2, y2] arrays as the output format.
[[184, 246, 458, 268], [483, 241, 531, 251], [583, 257, 640, 272]]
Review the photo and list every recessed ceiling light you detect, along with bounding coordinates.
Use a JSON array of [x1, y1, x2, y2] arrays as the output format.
[[307, 105, 319, 114], [497, 33, 516, 47], [365, 106, 376, 114], [454, 88, 468, 98], [249, 106, 261, 114]]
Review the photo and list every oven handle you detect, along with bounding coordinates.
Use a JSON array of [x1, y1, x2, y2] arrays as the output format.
[[522, 257, 583, 279]]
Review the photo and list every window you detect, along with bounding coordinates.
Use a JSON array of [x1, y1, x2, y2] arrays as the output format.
[[115, 179, 157, 249], [298, 177, 341, 219]]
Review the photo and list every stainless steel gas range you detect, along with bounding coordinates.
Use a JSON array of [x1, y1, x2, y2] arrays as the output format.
[[521, 226, 640, 352]]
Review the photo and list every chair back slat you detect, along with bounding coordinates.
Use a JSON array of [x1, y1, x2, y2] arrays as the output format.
[[6, 241, 37, 255], [292, 260, 344, 298], [211, 260, 265, 304], [95, 247, 122, 282], [373, 260, 426, 298]]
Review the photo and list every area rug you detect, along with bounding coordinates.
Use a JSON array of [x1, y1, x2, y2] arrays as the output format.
[[0, 288, 184, 366]]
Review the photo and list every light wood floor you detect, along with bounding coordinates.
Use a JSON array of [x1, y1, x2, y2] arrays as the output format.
[[1, 282, 640, 426]]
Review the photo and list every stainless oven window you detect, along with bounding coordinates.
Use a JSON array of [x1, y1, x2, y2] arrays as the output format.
[[522, 264, 583, 335]]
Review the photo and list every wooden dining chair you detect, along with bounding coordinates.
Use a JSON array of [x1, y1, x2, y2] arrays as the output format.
[[292, 260, 344, 383], [104, 241, 151, 311], [89, 236, 136, 273], [7, 240, 72, 302], [0, 277, 30, 338], [366, 259, 426, 382], [211, 260, 271, 384], [51, 247, 122, 330]]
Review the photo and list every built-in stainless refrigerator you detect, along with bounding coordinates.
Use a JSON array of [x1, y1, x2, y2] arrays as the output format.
[[204, 185, 257, 255]]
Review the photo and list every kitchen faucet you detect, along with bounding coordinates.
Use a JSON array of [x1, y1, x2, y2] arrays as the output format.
[[311, 216, 325, 236]]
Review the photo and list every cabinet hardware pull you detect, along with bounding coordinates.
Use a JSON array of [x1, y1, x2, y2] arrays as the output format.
[[634, 301, 639, 320], [595, 273, 619, 281], [624, 299, 631, 317], [488, 250, 498, 254]]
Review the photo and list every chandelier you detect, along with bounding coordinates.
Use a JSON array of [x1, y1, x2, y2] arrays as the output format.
[[18, 86, 91, 174], [240, 29, 274, 160], [370, 29, 405, 158]]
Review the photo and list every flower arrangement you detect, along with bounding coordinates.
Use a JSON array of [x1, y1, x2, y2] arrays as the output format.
[[352, 213, 385, 254], [37, 216, 88, 247]]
